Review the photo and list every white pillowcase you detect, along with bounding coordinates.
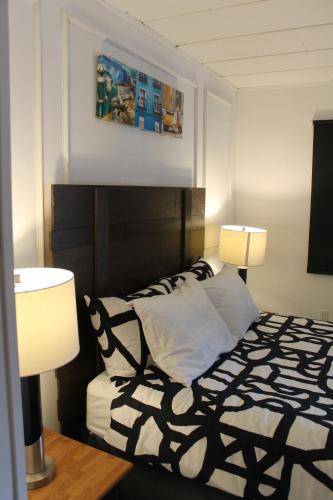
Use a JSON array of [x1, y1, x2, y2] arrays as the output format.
[[131, 278, 236, 386], [201, 265, 260, 340]]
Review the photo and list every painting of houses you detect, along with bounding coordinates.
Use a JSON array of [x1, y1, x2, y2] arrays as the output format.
[[96, 55, 184, 137], [162, 85, 184, 138], [96, 55, 136, 126], [134, 73, 162, 133]]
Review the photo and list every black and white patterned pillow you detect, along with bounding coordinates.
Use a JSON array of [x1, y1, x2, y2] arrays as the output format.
[[84, 284, 165, 380], [185, 258, 214, 281], [149, 258, 214, 292], [85, 260, 213, 380]]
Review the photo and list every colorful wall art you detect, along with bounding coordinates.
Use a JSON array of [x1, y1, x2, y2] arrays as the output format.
[[96, 55, 184, 138]]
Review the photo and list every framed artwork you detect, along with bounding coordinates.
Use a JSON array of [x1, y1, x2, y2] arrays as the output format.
[[96, 55, 184, 138]]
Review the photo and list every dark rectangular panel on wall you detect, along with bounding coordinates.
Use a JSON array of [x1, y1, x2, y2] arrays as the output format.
[[307, 120, 333, 275]]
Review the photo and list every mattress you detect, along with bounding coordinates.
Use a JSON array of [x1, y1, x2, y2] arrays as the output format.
[[86, 371, 120, 438], [102, 312, 333, 500]]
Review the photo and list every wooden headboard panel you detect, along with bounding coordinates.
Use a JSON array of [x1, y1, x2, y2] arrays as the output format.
[[51, 185, 205, 439]]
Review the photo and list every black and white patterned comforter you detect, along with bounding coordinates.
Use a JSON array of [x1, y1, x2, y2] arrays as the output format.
[[105, 313, 333, 499]]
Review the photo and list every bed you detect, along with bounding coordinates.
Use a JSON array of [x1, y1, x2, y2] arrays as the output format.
[[50, 184, 333, 500]]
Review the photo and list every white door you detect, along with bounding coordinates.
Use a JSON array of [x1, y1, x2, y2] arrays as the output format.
[[0, 0, 26, 498]]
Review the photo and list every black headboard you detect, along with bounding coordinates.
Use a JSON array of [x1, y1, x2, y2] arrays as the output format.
[[51, 185, 205, 439]]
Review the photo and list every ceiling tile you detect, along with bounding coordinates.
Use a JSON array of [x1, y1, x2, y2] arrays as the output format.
[[106, 0, 257, 22], [181, 31, 304, 63], [207, 49, 333, 75], [224, 68, 332, 88], [105, 0, 333, 89], [147, 0, 333, 45], [297, 24, 333, 51]]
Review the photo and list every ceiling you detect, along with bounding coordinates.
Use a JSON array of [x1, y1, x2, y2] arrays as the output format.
[[105, 0, 333, 89]]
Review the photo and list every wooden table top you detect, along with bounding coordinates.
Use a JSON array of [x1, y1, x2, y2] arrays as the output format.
[[28, 429, 133, 499]]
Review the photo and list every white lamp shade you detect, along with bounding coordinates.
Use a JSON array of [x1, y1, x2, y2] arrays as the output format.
[[219, 225, 267, 267], [15, 268, 79, 377]]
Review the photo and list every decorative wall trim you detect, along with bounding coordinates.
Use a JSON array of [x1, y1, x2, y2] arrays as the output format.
[[228, 98, 237, 225], [63, 9, 201, 189], [67, 14, 197, 88], [237, 81, 333, 92], [202, 88, 208, 190], [203, 90, 233, 193], [194, 87, 205, 189], [193, 86, 199, 188], [58, 3, 235, 196], [61, 10, 70, 184], [33, 0, 44, 266]]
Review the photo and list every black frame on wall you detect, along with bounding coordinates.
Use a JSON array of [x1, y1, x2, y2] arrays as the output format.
[[307, 120, 333, 275]]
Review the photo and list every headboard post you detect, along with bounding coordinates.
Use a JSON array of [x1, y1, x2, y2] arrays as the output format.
[[183, 188, 206, 267], [51, 185, 205, 439]]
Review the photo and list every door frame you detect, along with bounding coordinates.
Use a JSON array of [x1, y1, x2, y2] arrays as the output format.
[[0, 0, 26, 498]]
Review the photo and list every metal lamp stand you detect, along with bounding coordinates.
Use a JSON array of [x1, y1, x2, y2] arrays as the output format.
[[21, 375, 56, 489]]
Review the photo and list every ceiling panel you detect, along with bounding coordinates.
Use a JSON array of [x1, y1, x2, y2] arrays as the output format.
[[297, 24, 333, 51], [105, 0, 333, 89], [207, 49, 333, 75], [147, 0, 333, 45], [226, 68, 332, 88], [181, 31, 304, 63], [105, 0, 259, 22]]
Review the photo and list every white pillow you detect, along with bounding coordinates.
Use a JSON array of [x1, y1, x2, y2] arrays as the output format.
[[201, 265, 260, 340], [130, 278, 236, 386]]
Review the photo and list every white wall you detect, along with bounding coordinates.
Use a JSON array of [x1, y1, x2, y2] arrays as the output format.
[[234, 84, 333, 319], [9, 0, 235, 430], [10, 0, 42, 268]]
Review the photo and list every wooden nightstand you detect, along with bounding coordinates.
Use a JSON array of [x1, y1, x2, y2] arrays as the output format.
[[28, 429, 133, 499]]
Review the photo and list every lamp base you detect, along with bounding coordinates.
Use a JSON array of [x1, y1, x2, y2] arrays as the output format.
[[21, 376, 57, 489], [238, 266, 248, 283], [26, 455, 56, 489]]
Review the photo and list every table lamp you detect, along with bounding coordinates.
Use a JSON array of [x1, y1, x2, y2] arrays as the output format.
[[14, 267, 79, 489], [219, 225, 267, 282]]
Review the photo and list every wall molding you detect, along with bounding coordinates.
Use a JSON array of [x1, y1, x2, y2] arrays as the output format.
[[237, 81, 333, 93], [202, 88, 208, 189], [206, 91, 233, 107], [63, 8, 202, 189], [203, 90, 233, 193], [33, 0, 44, 266], [67, 13, 197, 89], [193, 86, 199, 188], [61, 10, 70, 184]]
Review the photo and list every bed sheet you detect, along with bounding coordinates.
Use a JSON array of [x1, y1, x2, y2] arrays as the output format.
[[86, 371, 120, 438], [104, 313, 333, 499]]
